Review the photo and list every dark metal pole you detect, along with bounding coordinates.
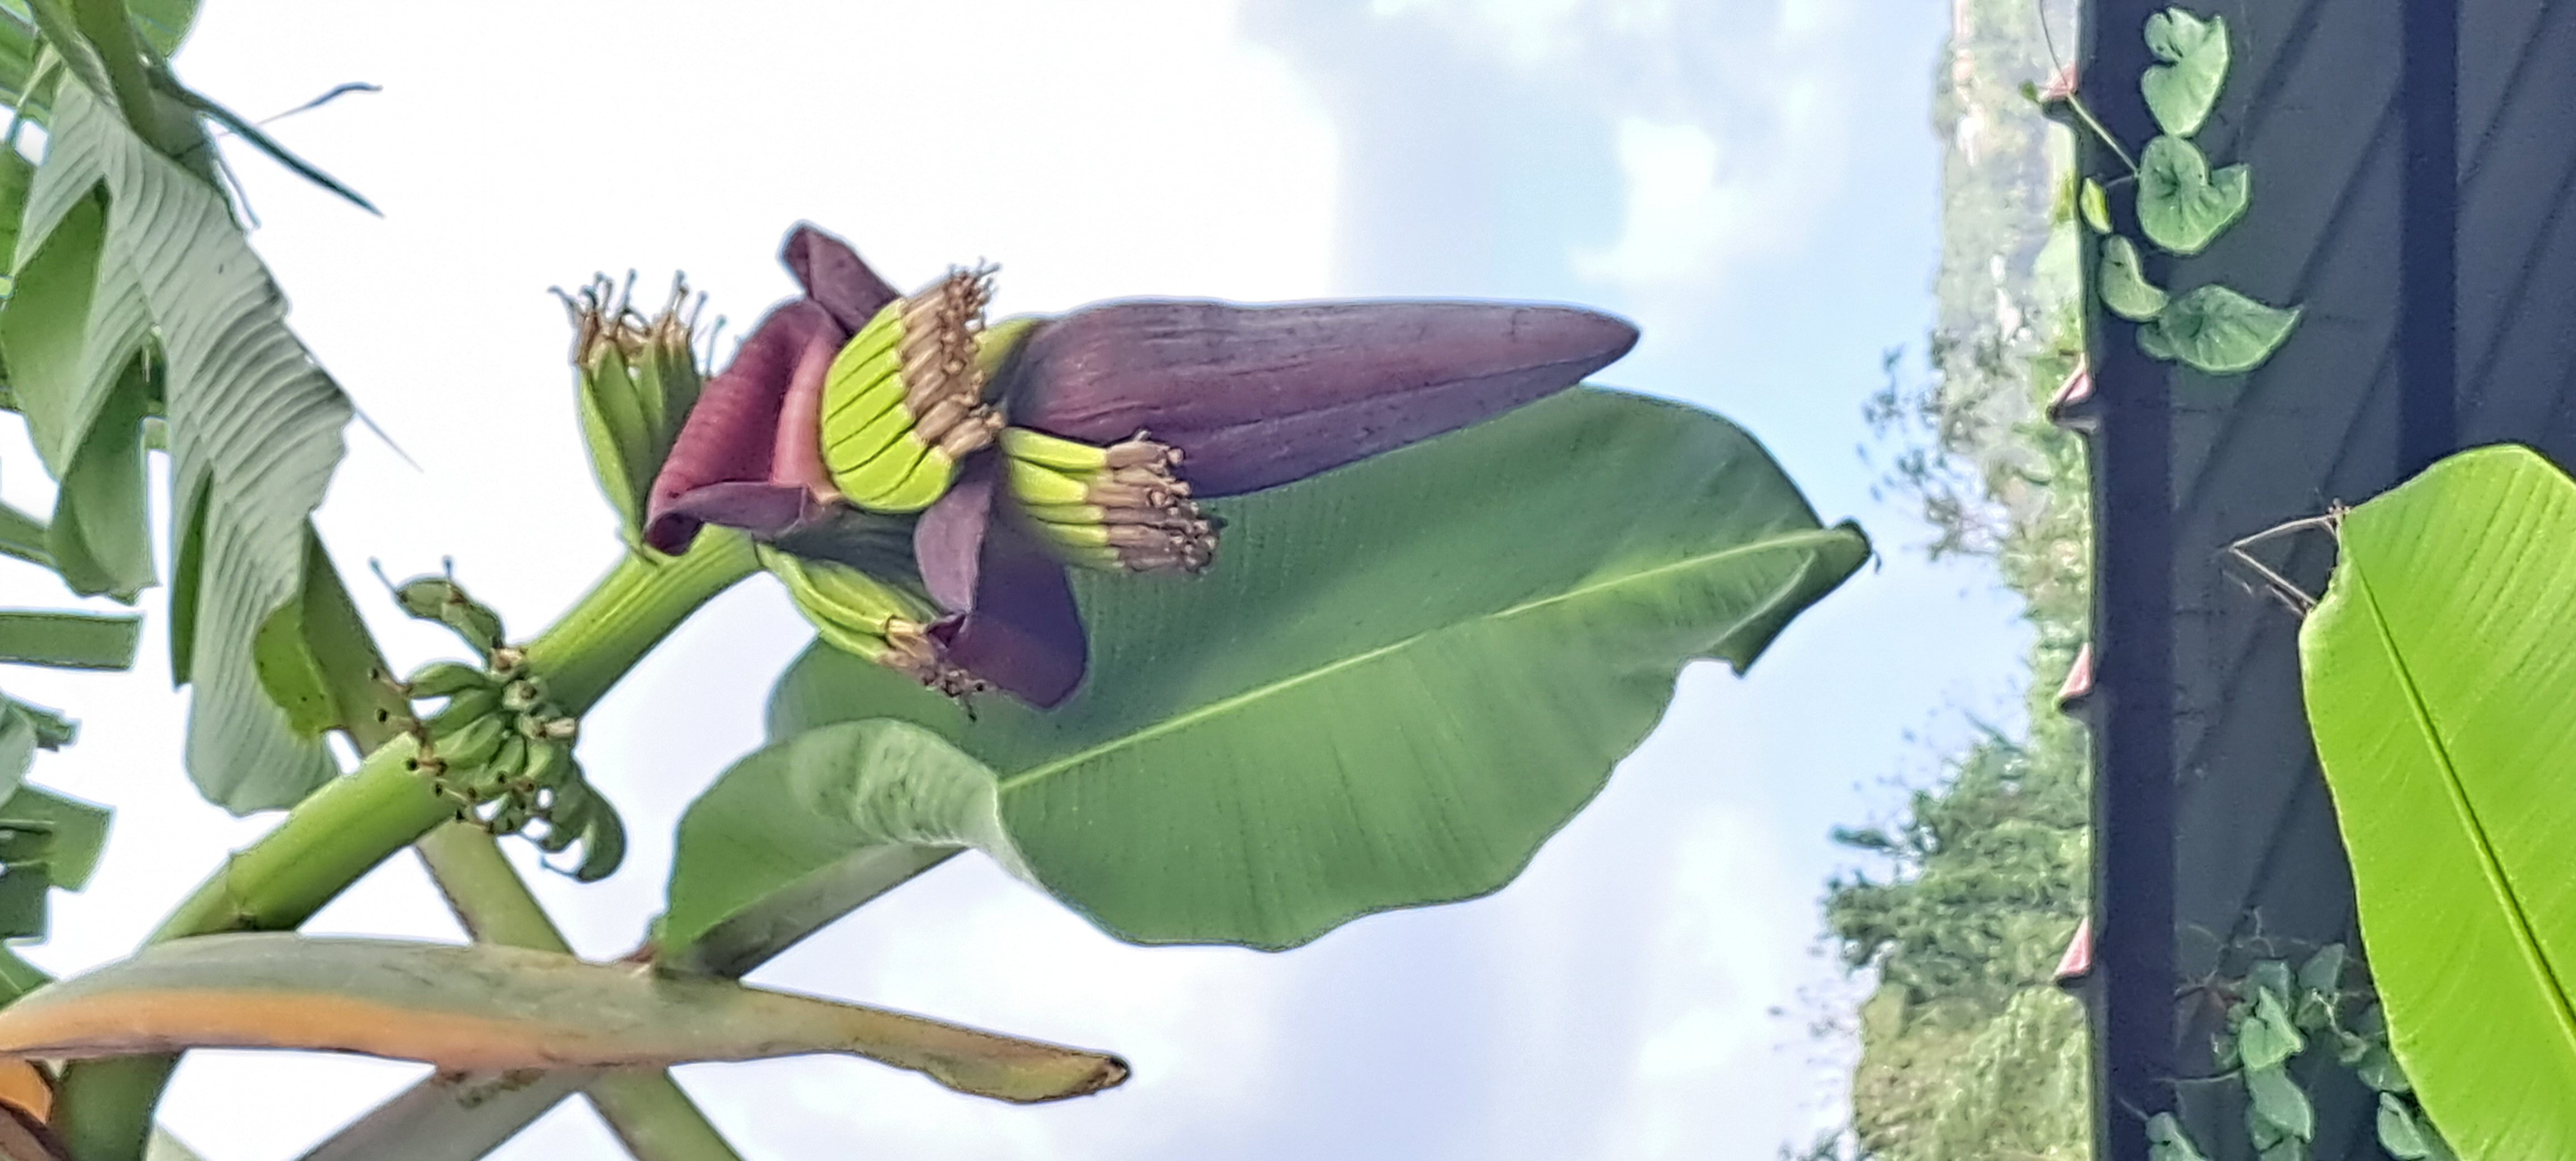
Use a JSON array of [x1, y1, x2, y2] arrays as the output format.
[[2084, 2, 2174, 1158], [2400, 0, 2460, 474]]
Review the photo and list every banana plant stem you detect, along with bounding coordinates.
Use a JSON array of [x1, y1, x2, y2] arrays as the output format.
[[414, 825, 743, 1161], [53, 530, 761, 1161]]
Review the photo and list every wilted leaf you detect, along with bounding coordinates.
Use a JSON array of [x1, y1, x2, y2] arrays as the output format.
[[2137, 135, 2249, 255], [760, 389, 1867, 949], [2301, 445, 2576, 1158], [0, 1058, 48, 1124], [2099, 236, 2168, 321], [2156, 284, 2299, 374], [2141, 8, 2229, 136], [0, 935, 1127, 1104], [18, 81, 355, 812], [0, 190, 143, 481], [44, 354, 153, 601]]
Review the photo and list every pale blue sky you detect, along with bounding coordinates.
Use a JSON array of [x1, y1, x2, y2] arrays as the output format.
[[0, 2, 2031, 1158]]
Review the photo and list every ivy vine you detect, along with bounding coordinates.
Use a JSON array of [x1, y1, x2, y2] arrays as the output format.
[[2041, 7, 2303, 375], [2144, 940, 2455, 1161]]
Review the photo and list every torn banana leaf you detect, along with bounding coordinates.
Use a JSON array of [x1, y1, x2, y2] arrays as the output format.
[[0, 935, 1125, 1105]]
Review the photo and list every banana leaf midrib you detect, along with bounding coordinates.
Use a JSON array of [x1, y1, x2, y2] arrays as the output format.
[[994, 524, 1858, 794], [2350, 554, 2576, 1060]]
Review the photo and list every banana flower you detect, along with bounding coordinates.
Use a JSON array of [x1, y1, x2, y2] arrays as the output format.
[[647, 226, 1638, 708]]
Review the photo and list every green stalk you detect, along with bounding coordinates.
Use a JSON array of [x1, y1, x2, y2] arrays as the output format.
[[2063, 93, 2139, 175], [524, 533, 760, 712], [416, 825, 742, 1161], [55, 530, 760, 1161]]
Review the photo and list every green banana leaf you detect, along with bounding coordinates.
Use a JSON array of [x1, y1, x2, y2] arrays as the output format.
[[7, 78, 353, 811], [2300, 443, 2576, 1160], [711, 388, 1865, 951], [301, 843, 955, 1158], [0, 934, 1128, 1105], [0, 609, 135, 670], [0, 0, 199, 106], [0, 6, 34, 113], [0, 500, 48, 569]]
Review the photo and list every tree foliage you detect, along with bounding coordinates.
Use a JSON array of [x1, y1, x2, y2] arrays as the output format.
[[1827, 0, 2095, 1140]]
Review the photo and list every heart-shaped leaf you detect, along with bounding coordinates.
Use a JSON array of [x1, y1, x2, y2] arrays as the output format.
[[2146, 1112, 2209, 1161], [2356, 1043, 2413, 1093], [2378, 1094, 2434, 1160], [2297, 943, 2345, 998], [2099, 236, 2169, 321], [2301, 446, 2576, 1159], [2138, 319, 2179, 362], [2237, 988, 2305, 1071], [2156, 284, 2300, 374], [2142, 9, 2230, 136], [2246, 1063, 2316, 1140], [749, 388, 1867, 949], [2137, 135, 2249, 255], [2249, 959, 2291, 998]]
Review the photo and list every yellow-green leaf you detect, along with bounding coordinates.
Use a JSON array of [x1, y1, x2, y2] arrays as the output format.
[[2301, 445, 2576, 1160]]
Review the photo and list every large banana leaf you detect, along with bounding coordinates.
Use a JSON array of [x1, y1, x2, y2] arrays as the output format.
[[302, 835, 954, 1159], [6, 78, 350, 811], [0, 934, 1128, 1104], [0, 0, 198, 110], [2301, 443, 2576, 1160], [690, 388, 1865, 952]]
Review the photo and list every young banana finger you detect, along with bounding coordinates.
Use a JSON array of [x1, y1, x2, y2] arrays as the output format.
[[404, 662, 494, 700], [572, 803, 627, 882], [821, 383, 920, 485], [421, 689, 501, 741]]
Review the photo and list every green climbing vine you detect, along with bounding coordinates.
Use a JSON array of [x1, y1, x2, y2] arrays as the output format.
[[2044, 7, 2302, 375], [2145, 939, 2456, 1161]]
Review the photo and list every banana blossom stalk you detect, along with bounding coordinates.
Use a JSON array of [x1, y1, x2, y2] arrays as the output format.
[[647, 226, 1638, 707]]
